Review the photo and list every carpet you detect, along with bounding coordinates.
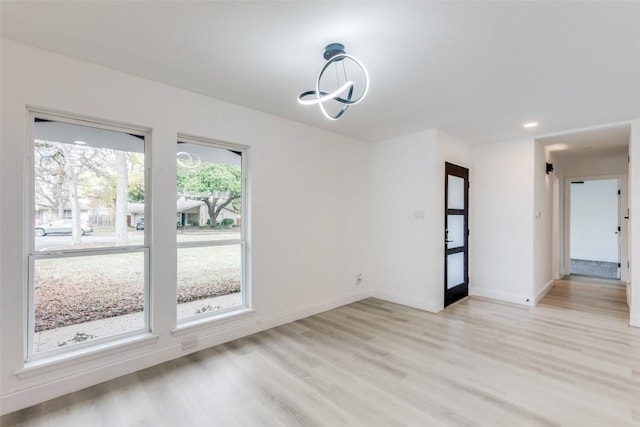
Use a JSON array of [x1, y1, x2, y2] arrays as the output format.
[[570, 259, 618, 280]]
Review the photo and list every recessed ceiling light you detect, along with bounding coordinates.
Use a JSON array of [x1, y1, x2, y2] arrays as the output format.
[[73, 140, 87, 145], [523, 122, 538, 128], [546, 143, 569, 152]]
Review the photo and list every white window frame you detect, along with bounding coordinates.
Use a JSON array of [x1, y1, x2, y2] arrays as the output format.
[[25, 109, 151, 361], [175, 135, 249, 326]]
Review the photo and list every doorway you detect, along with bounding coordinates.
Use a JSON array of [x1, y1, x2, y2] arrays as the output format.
[[444, 162, 469, 307], [569, 178, 620, 280]]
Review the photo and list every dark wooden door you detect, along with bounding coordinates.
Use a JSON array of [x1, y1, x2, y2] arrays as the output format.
[[444, 162, 469, 307]]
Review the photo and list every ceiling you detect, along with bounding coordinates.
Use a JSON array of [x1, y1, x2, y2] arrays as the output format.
[[2, 1, 639, 145]]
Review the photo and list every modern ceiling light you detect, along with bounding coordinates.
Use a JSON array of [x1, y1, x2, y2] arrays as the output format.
[[298, 43, 369, 120], [523, 121, 539, 128]]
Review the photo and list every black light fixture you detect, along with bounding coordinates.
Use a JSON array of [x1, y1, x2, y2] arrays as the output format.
[[298, 43, 370, 120], [546, 162, 554, 174]]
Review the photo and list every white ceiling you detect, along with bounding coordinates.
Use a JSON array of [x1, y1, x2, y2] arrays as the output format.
[[2, 1, 639, 144]]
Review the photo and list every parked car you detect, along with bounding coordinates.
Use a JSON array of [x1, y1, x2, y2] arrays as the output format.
[[136, 218, 144, 230], [35, 219, 93, 236]]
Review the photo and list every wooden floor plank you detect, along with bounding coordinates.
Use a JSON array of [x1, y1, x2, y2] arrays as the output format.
[[2, 277, 638, 426]]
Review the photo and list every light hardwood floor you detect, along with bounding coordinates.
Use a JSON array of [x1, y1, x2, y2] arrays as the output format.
[[2, 278, 639, 426]]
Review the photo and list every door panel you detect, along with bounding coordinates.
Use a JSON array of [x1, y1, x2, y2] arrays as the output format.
[[447, 175, 465, 209], [444, 162, 469, 307], [446, 215, 465, 249], [569, 179, 621, 279], [447, 252, 465, 289]]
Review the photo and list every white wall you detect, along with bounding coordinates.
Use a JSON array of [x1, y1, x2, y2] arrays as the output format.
[[533, 141, 555, 300], [630, 120, 640, 326], [470, 138, 536, 305], [437, 130, 472, 175], [548, 152, 565, 279], [563, 154, 629, 177], [570, 179, 620, 263], [368, 129, 469, 312], [369, 130, 440, 311], [0, 39, 372, 413]]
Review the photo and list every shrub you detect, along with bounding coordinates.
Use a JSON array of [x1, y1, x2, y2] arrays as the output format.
[[221, 218, 235, 227]]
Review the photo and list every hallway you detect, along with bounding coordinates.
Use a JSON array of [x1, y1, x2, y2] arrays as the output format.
[[542, 276, 629, 320]]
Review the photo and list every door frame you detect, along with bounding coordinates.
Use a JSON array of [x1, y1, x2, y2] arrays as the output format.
[[562, 174, 627, 282], [444, 162, 469, 307]]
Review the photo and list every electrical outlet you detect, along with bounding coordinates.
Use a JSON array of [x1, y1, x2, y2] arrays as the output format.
[[356, 273, 363, 284], [181, 336, 198, 351]]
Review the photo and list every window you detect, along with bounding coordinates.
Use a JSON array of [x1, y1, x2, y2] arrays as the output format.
[[176, 138, 247, 322], [29, 113, 149, 358]]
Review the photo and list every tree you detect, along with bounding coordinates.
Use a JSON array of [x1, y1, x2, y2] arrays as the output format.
[[127, 152, 145, 202], [58, 143, 105, 244], [34, 140, 134, 244], [177, 163, 241, 226], [35, 140, 104, 244], [34, 141, 69, 220]]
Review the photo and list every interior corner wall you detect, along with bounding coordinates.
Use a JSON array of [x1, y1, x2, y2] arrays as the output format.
[[470, 138, 536, 305], [550, 153, 565, 279], [0, 39, 373, 413], [630, 119, 640, 327], [369, 130, 441, 311], [533, 141, 554, 302], [436, 130, 472, 171], [368, 129, 470, 312]]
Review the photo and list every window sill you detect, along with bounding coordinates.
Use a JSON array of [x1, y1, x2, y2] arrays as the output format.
[[172, 307, 256, 337], [15, 332, 159, 379]]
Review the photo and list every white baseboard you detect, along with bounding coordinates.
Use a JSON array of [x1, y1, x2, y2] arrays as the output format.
[[631, 314, 640, 328], [256, 290, 369, 330], [0, 291, 369, 416], [533, 280, 555, 305], [470, 287, 535, 307], [369, 290, 442, 313]]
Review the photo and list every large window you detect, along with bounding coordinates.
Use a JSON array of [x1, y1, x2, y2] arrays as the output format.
[[176, 138, 246, 322], [29, 113, 149, 358]]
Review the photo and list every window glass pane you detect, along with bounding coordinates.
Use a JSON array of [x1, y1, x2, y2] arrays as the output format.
[[177, 245, 242, 319], [176, 142, 242, 243], [447, 175, 465, 210], [33, 251, 145, 353], [447, 215, 465, 249], [447, 252, 465, 289], [34, 120, 145, 251]]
